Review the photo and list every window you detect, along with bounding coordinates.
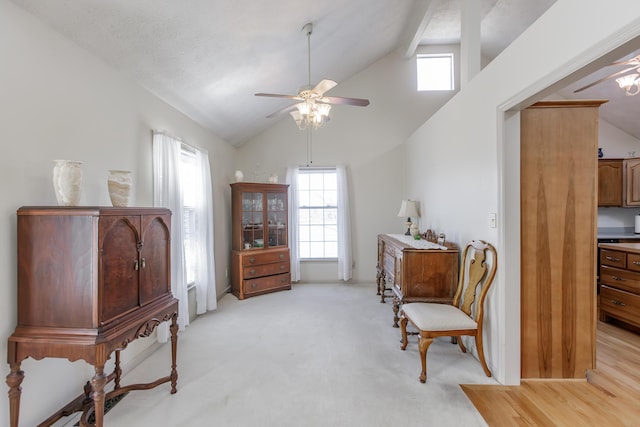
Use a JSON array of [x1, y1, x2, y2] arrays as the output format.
[[417, 53, 454, 91], [180, 146, 197, 286], [297, 168, 338, 259]]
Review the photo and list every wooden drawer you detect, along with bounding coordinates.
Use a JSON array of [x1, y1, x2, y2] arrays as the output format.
[[243, 273, 291, 295], [243, 262, 289, 279], [600, 266, 640, 294], [600, 249, 626, 268], [628, 253, 640, 272], [600, 285, 640, 327], [242, 249, 289, 266]]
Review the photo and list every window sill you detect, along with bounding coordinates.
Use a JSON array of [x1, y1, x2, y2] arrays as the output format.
[[301, 258, 338, 262]]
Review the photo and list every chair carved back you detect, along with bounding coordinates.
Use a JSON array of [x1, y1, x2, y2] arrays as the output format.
[[452, 240, 497, 320]]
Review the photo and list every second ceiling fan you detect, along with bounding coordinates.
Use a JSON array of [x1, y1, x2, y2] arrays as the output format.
[[255, 22, 370, 129]]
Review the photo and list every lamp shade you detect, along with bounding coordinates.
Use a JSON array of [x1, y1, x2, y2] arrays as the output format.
[[397, 200, 420, 218]]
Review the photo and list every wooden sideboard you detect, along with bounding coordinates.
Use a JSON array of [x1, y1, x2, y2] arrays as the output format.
[[376, 234, 459, 327], [598, 242, 640, 328], [6, 207, 179, 427]]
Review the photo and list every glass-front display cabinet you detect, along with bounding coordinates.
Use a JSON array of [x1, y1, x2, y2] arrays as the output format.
[[230, 182, 290, 299]]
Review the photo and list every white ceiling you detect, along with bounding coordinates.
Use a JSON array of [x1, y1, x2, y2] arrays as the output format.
[[12, 0, 639, 146]]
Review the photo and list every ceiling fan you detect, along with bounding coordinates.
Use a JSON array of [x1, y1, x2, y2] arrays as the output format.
[[255, 23, 370, 129], [574, 54, 640, 95]]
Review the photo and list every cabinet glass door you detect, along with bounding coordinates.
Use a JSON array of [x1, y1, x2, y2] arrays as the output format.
[[242, 192, 263, 249], [267, 191, 287, 247]]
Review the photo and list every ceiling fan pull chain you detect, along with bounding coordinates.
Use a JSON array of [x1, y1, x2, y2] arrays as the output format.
[[307, 25, 312, 86]]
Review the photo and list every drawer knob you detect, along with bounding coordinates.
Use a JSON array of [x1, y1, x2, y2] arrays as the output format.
[[280, 265, 285, 270], [281, 277, 287, 283], [634, 261, 640, 266], [279, 254, 284, 259], [612, 276, 625, 281], [251, 283, 257, 289], [606, 256, 621, 262], [249, 269, 256, 275], [249, 257, 255, 263], [611, 300, 626, 307]]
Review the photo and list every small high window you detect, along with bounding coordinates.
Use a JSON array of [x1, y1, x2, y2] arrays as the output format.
[[417, 53, 454, 91]]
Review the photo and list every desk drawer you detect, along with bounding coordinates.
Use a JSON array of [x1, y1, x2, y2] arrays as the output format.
[[600, 249, 626, 268], [243, 262, 289, 279], [243, 273, 290, 295], [628, 253, 640, 272], [600, 285, 640, 327], [600, 266, 640, 294], [242, 249, 289, 266]]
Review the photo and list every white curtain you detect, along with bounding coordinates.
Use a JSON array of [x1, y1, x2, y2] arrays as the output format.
[[337, 165, 352, 281], [193, 148, 217, 313], [285, 166, 301, 282], [152, 130, 189, 340]]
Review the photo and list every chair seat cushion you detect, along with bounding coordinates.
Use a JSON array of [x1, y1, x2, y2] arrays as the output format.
[[402, 303, 477, 331]]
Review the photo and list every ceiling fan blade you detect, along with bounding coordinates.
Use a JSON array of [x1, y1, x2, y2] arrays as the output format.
[[574, 65, 640, 93], [320, 96, 370, 106], [312, 79, 337, 96], [611, 54, 640, 66], [266, 103, 298, 119], [255, 93, 302, 100]]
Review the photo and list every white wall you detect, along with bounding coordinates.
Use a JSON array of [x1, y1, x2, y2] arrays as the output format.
[[403, 0, 640, 384], [236, 46, 461, 282], [0, 1, 235, 424]]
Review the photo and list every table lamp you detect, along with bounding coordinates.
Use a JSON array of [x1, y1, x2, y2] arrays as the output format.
[[397, 199, 420, 235]]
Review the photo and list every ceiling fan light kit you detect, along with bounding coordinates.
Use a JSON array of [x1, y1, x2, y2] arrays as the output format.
[[255, 22, 370, 130], [574, 54, 640, 96], [616, 73, 640, 96]]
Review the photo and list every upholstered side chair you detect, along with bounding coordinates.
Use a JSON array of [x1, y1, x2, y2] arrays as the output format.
[[399, 240, 497, 383]]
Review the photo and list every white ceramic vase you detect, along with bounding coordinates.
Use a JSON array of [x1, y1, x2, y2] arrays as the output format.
[[53, 160, 83, 206], [108, 170, 132, 207], [235, 170, 244, 182]]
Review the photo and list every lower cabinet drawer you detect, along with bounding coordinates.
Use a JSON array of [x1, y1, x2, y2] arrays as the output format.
[[243, 273, 291, 295], [242, 249, 289, 266], [243, 262, 289, 279], [600, 265, 640, 294], [600, 285, 640, 327]]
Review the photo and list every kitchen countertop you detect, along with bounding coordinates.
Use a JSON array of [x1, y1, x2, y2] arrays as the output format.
[[598, 242, 640, 254], [597, 227, 640, 240]]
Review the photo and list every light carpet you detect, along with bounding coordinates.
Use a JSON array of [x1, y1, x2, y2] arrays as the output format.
[[104, 283, 496, 426]]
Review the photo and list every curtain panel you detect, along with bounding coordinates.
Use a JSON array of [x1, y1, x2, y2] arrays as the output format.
[[152, 131, 189, 340]]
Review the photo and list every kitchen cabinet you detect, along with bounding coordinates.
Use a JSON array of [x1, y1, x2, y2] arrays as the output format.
[[230, 182, 291, 299], [521, 100, 604, 379], [597, 158, 640, 207], [624, 158, 640, 206], [598, 242, 640, 329], [598, 159, 623, 206]]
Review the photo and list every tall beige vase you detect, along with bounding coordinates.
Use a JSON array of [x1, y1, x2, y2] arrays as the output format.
[[107, 170, 132, 207], [52, 160, 83, 206]]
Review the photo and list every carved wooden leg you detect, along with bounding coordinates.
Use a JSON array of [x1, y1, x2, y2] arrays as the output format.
[[379, 275, 387, 303], [114, 350, 122, 390], [400, 316, 409, 350], [376, 270, 381, 295], [418, 336, 434, 383], [169, 313, 179, 394], [6, 362, 24, 427], [90, 365, 107, 427], [392, 296, 400, 327]]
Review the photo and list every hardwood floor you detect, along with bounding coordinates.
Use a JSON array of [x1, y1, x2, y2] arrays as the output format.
[[462, 321, 640, 427]]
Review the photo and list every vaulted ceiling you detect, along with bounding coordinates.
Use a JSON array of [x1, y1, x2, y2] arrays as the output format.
[[12, 0, 640, 146]]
